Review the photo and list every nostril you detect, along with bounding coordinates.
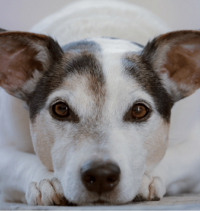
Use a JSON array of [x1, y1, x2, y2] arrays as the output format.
[[81, 161, 120, 194], [107, 175, 118, 183], [84, 175, 95, 183]]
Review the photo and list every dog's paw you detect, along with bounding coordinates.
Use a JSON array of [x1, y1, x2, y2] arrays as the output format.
[[25, 177, 68, 206], [134, 174, 166, 202]]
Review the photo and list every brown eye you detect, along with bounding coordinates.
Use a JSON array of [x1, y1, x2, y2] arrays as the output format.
[[52, 102, 69, 118], [131, 104, 149, 120]]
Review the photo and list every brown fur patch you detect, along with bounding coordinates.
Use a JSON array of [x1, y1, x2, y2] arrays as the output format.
[[61, 50, 105, 117], [31, 117, 54, 171], [0, 37, 42, 92], [124, 53, 173, 122], [144, 119, 169, 172], [163, 39, 200, 94], [30, 49, 105, 169], [142, 30, 200, 101], [29, 46, 104, 121], [0, 31, 63, 99]]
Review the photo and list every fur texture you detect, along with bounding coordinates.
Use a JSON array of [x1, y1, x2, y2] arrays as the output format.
[[0, 0, 200, 206]]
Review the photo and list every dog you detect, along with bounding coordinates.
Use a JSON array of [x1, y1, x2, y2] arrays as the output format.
[[0, 0, 200, 206]]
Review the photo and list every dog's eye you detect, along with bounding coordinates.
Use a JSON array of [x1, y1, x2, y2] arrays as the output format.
[[50, 101, 80, 123], [123, 102, 151, 123], [131, 104, 149, 120], [52, 102, 69, 118]]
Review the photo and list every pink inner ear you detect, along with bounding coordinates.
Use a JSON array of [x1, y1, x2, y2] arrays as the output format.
[[163, 41, 200, 95], [0, 37, 43, 95]]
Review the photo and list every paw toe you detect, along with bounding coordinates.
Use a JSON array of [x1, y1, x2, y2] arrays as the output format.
[[26, 182, 41, 205], [136, 174, 165, 202], [26, 178, 67, 206]]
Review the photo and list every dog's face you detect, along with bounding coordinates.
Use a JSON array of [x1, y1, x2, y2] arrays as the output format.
[[29, 38, 171, 204], [0, 30, 200, 204]]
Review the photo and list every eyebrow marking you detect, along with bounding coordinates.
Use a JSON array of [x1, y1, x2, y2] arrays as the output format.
[[29, 40, 104, 122], [123, 53, 173, 122]]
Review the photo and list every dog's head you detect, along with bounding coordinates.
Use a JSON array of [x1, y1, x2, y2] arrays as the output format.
[[0, 30, 200, 204]]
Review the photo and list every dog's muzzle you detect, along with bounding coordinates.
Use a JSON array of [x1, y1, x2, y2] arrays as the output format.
[[81, 160, 120, 194]]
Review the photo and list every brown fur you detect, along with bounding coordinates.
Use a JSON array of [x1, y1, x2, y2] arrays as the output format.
[[143, 30, 200, 101], [0, 37, 43, 94], [163, 39, 200, 93], [31, 116, 54, 171], [0, 31, 63, 100], [144, 119, 169, 172]]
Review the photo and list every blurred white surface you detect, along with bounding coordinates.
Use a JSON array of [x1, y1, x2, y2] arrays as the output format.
[[0, 0, 200, 31]]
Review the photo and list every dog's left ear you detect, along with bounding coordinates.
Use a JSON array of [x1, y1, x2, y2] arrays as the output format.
[[0, 30, 63, 100], [142, 30, 200, 102]]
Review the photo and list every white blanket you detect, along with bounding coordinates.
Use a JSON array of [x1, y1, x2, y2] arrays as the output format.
[[31, 0, 169, 46]]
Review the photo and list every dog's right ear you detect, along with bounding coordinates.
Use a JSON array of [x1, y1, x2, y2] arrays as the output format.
[[0, 30, 63, 100]]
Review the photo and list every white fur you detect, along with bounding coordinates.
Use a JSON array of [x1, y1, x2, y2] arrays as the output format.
[[37, 41, 162, 203], [0, 0, 200, 206], [22, 70, 43, 94]]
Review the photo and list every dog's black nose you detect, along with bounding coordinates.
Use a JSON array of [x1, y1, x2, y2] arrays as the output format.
[[81, 161, 120, 194]]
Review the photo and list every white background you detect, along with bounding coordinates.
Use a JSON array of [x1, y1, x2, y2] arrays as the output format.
[[0, 0, 200, 31]]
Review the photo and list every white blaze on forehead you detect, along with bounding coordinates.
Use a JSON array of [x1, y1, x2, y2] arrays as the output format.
[[91, 38, 154, 117], [91, 38, 142, 95]]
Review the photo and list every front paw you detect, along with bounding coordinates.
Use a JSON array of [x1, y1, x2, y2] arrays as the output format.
[[25, 177, 68, 206], [134, 174, 166, 202]]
